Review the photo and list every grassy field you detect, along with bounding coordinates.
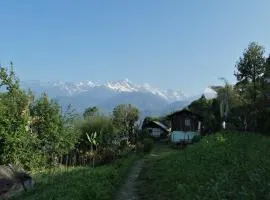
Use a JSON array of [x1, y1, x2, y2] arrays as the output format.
[[138, 133, 270, 200], [12, 154, 136, 200]]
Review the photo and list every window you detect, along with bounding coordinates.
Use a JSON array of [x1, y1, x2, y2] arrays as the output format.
[[185, 118, 191, 131], [185, 119, 191, 126]]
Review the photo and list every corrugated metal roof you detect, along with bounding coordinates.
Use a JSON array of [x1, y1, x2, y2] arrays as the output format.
[[152, 121, 169, 132]]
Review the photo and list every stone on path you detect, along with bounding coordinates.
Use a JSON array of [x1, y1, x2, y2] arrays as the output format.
[[0, 165, 34, 199]]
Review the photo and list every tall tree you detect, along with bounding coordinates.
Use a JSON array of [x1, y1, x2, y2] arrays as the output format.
[[217, 78, 231, 122], [263, 55, 270, 101], [265, 55, 270, 75], [0, 64, 39, 169], [234, 42, 266, 103], [112, 104, 139, 143], [30, 93, 64, 166]]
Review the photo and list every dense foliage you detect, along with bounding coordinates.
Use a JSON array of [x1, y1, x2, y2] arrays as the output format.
[[188, 95, 220, 133], [0, 66, 45, 170], [138, 132, 270, 200], [0, 64, 140, 171], [186, 42, 270, 134], [112, 104, 139, 143]]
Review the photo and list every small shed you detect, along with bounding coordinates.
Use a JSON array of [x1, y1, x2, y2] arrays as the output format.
[[142, 120, 169, 138], [167, 109, 202, 144]]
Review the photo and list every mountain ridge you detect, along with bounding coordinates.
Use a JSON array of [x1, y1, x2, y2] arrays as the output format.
[[21, 79, 188, 102], [21, 79, 217, 117]]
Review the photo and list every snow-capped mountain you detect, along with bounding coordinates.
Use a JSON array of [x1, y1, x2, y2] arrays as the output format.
[[22, 79, 187, 102], [21, 79, 217, 117], [106, 79, 138, 93], [51, 80, 96, 95], [105, 79, 188, 102]]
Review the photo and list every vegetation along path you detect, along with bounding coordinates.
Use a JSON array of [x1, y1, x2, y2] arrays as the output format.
[[114, 159, 144, 200], [114, 143, 171, 200]]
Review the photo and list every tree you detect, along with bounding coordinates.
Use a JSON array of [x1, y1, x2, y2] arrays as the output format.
[[234, 42, 266, 103], [265, 55, 270, 75], [188, 95, 209, 116], [112, 104, 139, 143], [76, 115, 117, 165], [77, 115, 115, 149], [61, 104, 81, 155], [212, 78, 246, 131], [188, 95, 218, 133], [217, 78, 231, 123], [0, 64, 40, 169], [83, 106, 99, 119], [30, 93, 64, 166], [263, 55, 270, 97]]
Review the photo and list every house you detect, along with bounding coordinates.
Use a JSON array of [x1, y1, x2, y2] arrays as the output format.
[[142, 120, 170, 138], [167, 108, 202, 144]]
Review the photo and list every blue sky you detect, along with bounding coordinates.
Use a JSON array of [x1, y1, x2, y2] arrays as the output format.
[[0, 0, 269, 95]]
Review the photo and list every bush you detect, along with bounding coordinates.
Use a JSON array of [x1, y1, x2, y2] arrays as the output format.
[[192, 135, 201, 143], [143, 138, 154, 153]]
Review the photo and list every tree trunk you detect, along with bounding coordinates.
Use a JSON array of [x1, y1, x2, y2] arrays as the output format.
[[66, 154, 69, 167], [91, 145, 94, 168], [253, 66, 257, 103], [60, 155, 63, 165]]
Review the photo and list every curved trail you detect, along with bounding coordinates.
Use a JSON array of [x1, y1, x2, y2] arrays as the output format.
[[114, 159, 144, 200]]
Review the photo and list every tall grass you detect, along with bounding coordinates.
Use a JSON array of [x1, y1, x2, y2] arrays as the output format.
[[12, 154, 136, 200]]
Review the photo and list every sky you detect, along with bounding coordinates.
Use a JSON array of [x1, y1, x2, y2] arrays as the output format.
[[0, 0, 270, 95]]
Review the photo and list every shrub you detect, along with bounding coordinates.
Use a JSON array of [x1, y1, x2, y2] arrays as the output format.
[[143, 138, 154, 153], [191, 135, 201, 143], [97, 148, 116, 165]]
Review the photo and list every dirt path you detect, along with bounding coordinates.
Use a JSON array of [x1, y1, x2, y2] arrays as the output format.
[[114, 159, 144, 200]]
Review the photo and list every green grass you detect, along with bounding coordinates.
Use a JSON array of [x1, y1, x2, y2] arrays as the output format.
[[138, 133, 270, 200], [13, 154, 136, 200]]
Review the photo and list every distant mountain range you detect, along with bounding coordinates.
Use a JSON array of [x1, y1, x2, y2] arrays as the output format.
[[21, 79, 217, 118]]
